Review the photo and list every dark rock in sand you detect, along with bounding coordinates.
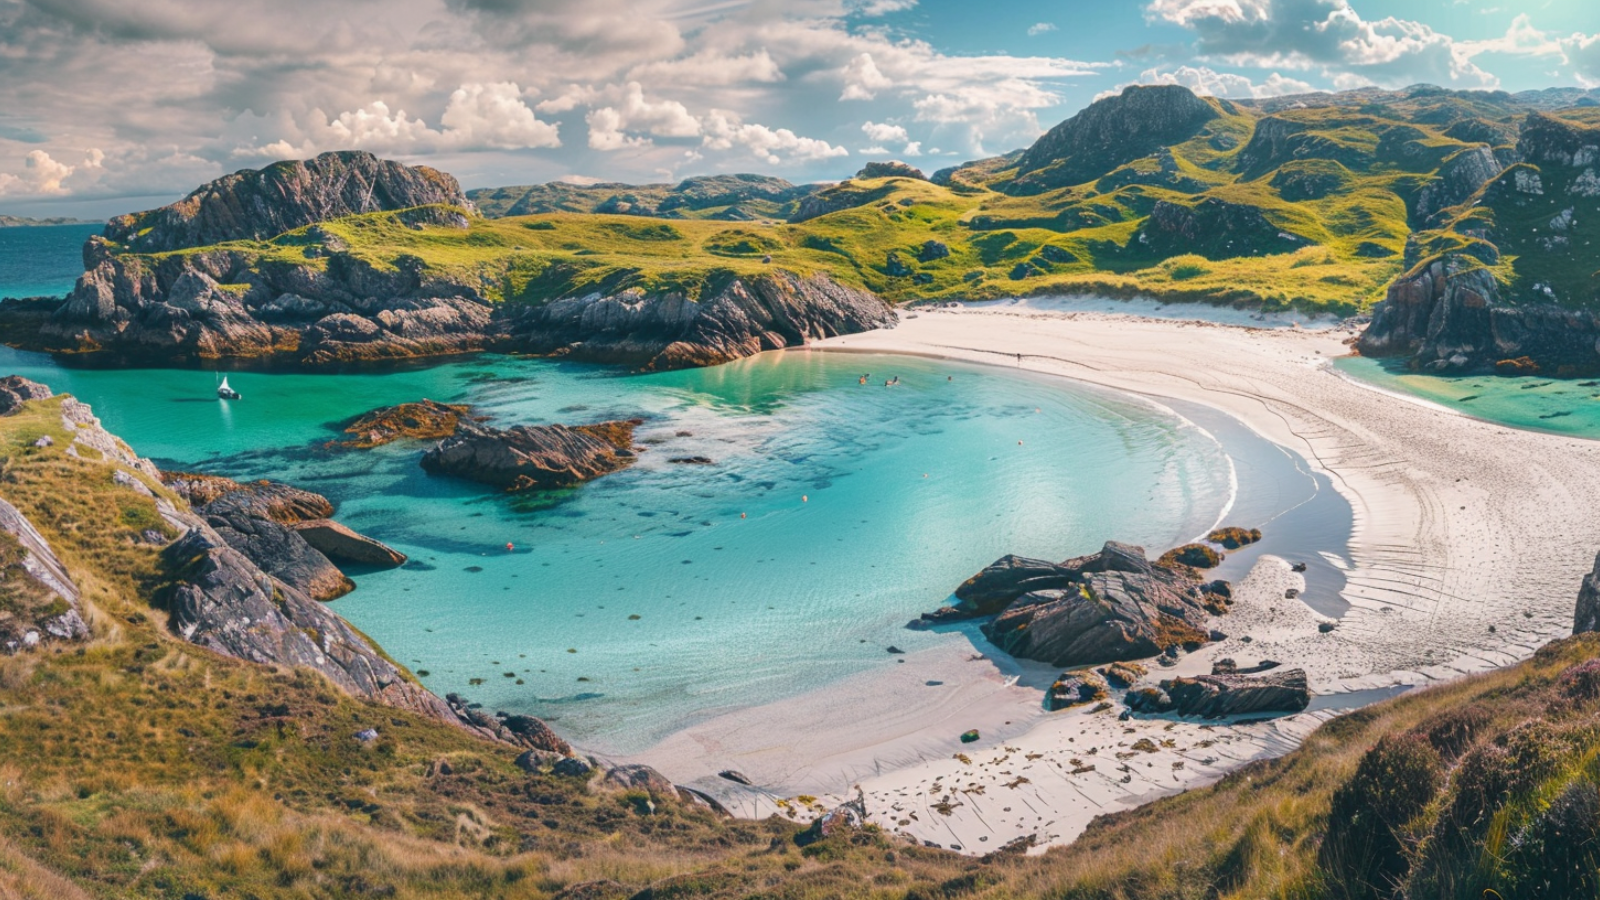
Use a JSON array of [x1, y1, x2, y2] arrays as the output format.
[[421, 419, 640, 492], [1127, 668, 1310, 718], [293, 519, 406, 568], [718, 769, 754, 786], [950, 554, 1084, 614], [1047, 670, 1109, 711], [975, 542, 1215, 668]]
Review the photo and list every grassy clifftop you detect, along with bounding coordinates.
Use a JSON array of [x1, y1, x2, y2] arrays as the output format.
[[3, 390, 1600, 898]]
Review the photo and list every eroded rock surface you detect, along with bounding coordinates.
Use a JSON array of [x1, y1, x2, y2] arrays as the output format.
[[421, 419, 640, 492]]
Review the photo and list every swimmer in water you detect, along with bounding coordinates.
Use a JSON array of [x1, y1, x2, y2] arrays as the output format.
[[505, 542, 514, 552]]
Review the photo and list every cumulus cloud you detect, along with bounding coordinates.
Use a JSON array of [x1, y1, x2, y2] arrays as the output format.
[[0, 148, 108, 196], [1146, 0, 1495, 88], [1028, 23, 1057, 37], [1104, 64, 1314, 99], [702, 111, 848, 164]]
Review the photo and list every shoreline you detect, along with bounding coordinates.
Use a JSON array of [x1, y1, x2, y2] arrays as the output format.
[[624, 304, 1600, 853]]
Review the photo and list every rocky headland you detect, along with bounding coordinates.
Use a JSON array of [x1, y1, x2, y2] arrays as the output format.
[[6, 151, 894, 371], [1358, 112, 1600, 375]]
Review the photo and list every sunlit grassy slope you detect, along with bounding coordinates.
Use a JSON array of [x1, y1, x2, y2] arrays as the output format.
[[106, 86, 1577, 318]]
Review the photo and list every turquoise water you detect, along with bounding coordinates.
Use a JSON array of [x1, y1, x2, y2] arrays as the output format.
[[0, 345, 1234, 751], [0, 225, 1243, 752], [1336, 357, 1600, 439], [0, 224, 98, 299]]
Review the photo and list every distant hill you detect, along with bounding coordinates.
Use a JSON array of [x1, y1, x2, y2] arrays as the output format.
[[468, 173, 814, 221], [0, 214, 100, 227]]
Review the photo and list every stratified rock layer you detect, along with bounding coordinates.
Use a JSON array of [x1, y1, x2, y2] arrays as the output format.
[[1125, 668, 1311, 718]]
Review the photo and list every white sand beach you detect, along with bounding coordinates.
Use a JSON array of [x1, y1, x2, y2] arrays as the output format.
[[624, 301, 1600, 854]]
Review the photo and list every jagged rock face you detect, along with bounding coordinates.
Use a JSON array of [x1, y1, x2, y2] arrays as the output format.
[[1415, 146, 1504, 224], [1358, 256, 1600, 373], [1576, 553, 1600, 635], [1137, 198, 1311, 259], [199, 502, 354, 601], [164, 526, 455, 721], [1010, 85, 1220, 193], [102, 151, 468, 255], [1126, 668, 1311, 718], [925, 542, 1215, 668], [422, 420, 638, 492], [41, 253, 890, 371], [169, 476, 335, 524], [0, 498, 90, 654], [0, 375, 53, 415], [503, 272, 895, 371]]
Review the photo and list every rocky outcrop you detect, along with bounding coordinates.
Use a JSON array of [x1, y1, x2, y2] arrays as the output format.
[[101, 151, 468, 255], [421, 419, 639, 492], [1010, 85, 1221, 194], [1576, 553, 1600, 635], [292, 520, 406, 568], [501, 272, 894, 371], [165, 526, 455, 720], [199, 501, 354, 601], [1046, 670, 1109, 711], [922, 542, 1219, 668], [1137, 198, 1311, 260], [34, 253, 891, 371], [1357, 255, 1600, 374], [0, 375, 53, 415], [856, 161, 927, 181], [0, 497, 90, 654], [1414, 146, 1503, 224], [336, 400, 473, 448], [1125, 668, 1311, 718]]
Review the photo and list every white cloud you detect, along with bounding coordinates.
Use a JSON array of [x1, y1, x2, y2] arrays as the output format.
[[861, 121, 910, 144], [440, 82, 561, 150], [840, 52, 894, 101], [0, 150, 81, 195], [1027, 23, 1057, 37], [849, 0, 917, 15], [1104, 64, 1314, 99], [1146, 0, 1496, 88], [702, 110, 848, 164]]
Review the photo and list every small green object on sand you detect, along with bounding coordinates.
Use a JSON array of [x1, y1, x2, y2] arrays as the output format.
[[960, 729, 980, 744]]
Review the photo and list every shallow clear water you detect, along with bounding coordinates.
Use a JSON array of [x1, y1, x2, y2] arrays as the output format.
[[1336, 356, 1600, 440], [0, 344, 1235, 751], [0, 224, 99, 299], [0, 225, 1247, 752]]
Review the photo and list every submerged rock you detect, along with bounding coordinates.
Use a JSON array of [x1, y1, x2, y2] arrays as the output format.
[[421, 419, 640, 493], [293, 519, 406, 568], [335, 399, 474, 449]]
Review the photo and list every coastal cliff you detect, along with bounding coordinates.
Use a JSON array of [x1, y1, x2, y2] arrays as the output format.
[[1358, 112, 1600, 374]]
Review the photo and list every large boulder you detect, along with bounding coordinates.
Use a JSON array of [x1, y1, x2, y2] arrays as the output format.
[[421, 420, 640, 492], [602, 764, 677, 796], [1126, 668, 1311, 718], [197, 504, 354, 602], [926, 542, 1215, 668]]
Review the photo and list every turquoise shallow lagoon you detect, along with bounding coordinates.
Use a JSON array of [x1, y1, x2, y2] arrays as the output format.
[[1336, 356, 1600, 440], [0, 344, 1240, 752]]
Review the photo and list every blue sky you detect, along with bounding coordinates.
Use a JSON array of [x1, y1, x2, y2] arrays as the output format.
[[0, 0, 1597, 217]]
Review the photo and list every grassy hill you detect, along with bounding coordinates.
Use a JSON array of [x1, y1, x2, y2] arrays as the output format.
[[92, 83, 1587, 322]]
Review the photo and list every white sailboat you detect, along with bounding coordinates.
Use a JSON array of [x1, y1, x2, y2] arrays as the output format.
[[216, 376, 241, 400]]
